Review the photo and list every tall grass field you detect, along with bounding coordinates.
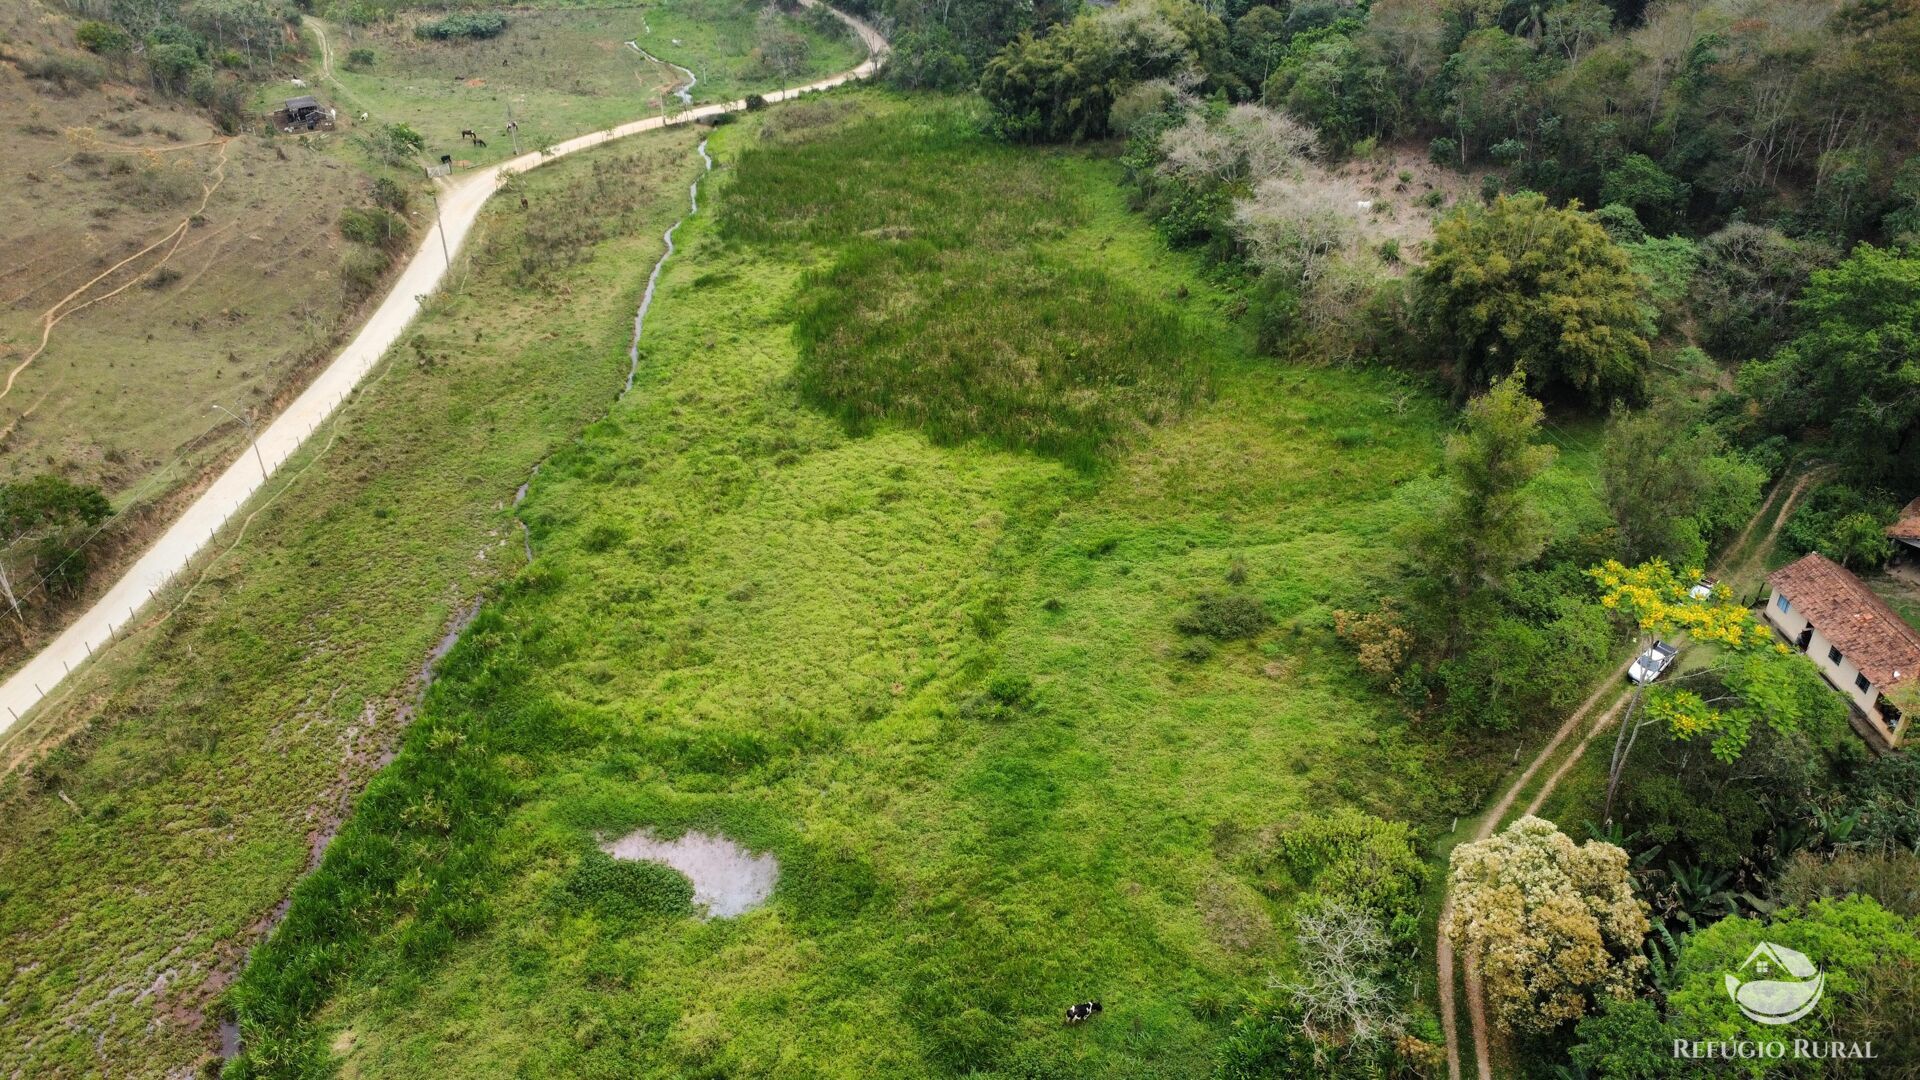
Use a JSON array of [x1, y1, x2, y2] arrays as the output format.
[[214, 95, 1609, 1076]]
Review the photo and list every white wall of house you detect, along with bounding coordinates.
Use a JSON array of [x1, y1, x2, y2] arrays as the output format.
[[1762, 590, 1892, 728]]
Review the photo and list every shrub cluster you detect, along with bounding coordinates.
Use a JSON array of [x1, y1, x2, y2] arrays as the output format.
[[416, 12, 509, 40], [1174, 593, 1270, 641]]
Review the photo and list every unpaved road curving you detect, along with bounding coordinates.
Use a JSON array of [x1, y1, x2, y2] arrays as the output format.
[[0, 1, 886, 748], [1435, 466, 1824, 1079]]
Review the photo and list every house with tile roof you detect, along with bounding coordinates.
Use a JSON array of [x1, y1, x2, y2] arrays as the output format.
[[1764, 552, 1920, 748], [1889, 497, 1920, 559]]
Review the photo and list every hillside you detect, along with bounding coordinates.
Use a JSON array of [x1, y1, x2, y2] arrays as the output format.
[[0, 2, 370, 635]]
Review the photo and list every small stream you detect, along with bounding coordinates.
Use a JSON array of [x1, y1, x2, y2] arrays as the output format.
[[624, 137, 713, 395], [625, 41, 696, 105]]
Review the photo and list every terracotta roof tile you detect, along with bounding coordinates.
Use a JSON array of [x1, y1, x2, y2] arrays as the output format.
[[1769, 553, 1920, 690], [1889, 497, 1920, 542]]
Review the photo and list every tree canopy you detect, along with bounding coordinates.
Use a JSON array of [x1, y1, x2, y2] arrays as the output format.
[[1447, 815, 1651, 1034], [979, 0, 1230, 142], [1740, 244, 1920, 488], [1416, 192, 1651, 406]]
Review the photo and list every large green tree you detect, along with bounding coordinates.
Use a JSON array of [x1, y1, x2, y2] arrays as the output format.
[[1600, 404, 1765, 567], [1573, 897, 1920, 1078], [1416, 192, 1651, 406], [1740, 243, 1920, 489], [1668, 897, 1920, 1072], [979, 0, 1229, 142], [1406, 375, 1557, 651]]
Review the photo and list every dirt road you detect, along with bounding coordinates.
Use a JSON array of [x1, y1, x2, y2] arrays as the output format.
[[0, 1, 885, 746], [1434, 466, 1823, 1079]]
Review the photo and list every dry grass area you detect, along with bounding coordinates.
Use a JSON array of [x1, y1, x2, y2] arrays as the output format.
[[0, 5, 369, 506], [1307, 143, 1488, 269]]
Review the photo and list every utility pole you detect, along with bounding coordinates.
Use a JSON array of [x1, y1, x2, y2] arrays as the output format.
[[212, 404, 268, 480], [428, 186, 450, 269]]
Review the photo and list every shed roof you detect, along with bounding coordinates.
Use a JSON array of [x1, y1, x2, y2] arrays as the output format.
[[1770, 552, 1920, 689], [285, 95, 320, 112], [1889, 497, 1920, 541]]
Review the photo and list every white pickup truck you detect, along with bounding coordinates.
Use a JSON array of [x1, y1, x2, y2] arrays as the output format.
[[1628, 640, 1680, 684]]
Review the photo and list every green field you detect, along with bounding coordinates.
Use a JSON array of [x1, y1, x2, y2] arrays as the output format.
[[300, 0, 867, 170], [207, 95, 1608, 1076]]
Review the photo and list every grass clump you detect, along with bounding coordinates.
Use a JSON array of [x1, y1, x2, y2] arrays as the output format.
[[21, 52, 105, 93], [1175, 592, 1271, 640], [794, 242, 1200, 468], [724, 107, 1206, 468], [338, 206, 408, 251], [560, 849, 695, 921]]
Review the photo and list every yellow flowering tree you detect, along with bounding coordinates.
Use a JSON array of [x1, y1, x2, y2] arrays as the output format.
[[1447, 815, 1651, 1035], [1587, 559, 1842, 817]]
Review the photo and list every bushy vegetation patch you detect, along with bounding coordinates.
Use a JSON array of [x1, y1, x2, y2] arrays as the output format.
[[559, 849, 696, 921], [1174, 591, 1270, 641], [20, 51, 105, 93], [725, 106, 1206, 466], [338, 206, 408, 251], [794, 241, 1202, 467], [415, 12, 508, 41], [1779, 481, 1902, 570], [1253, 809, 1424, 930]]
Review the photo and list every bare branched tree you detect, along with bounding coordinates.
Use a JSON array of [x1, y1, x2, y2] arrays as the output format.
[[1277, 901, 1405, 1051], [1233, 180, 1352, 286], [1224, 104, 1318, 181], [1157, 113, 1238, 182]]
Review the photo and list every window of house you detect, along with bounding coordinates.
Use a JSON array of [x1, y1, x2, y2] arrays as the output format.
[[1776, 594, 1790, 612], [1857, 673, 1871, 692], [1829, 646, 1843, 664]]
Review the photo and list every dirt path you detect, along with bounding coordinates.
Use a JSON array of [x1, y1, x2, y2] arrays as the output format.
[[0, 139, 231, 404], [0, 0, 887, 749], [1437, 668, 1631, 1079], [1435, 466, 1820, 1079]]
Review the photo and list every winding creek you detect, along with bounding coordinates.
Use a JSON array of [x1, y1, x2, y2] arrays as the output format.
[[627, 138, 714, 394], [626, 40, 697, 105]]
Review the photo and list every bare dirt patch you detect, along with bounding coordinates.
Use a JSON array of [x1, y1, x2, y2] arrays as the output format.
[[1307, 144, 1488, 267]]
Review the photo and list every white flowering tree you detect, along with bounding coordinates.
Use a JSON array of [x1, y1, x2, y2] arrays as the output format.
[[1447, 816, 1651, 1035]]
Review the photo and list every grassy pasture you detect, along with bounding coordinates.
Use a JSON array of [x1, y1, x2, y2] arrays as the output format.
[[302, 0, 865, 170], [220, 96, 1609, 1076], [725, 110, 1209, 468], [0, 123, 707, 1078]]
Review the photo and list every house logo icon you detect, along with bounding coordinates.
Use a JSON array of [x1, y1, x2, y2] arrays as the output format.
[[1725, 942, 1825, 1025]]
